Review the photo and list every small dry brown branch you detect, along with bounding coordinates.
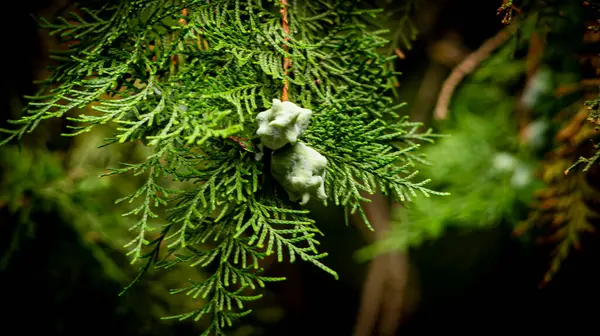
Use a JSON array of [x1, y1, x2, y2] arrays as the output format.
[[434, 25, 515, 120]]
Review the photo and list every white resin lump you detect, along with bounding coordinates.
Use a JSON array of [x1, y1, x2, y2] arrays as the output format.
[[255, 99, 328, 206], [256, 99, 312, 150], [271, 142, 328, 206]]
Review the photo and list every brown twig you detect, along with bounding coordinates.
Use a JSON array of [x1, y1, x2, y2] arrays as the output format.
[[280, 0, 291, 102], [354, 255, 386, 336], [434, 26, 515, 120], [411, 32, 470, 124], [556, 109, 590, 144], [179, 8, 188, 25], [555, 78, 600, 97], [526, 32, 545, 81], [352, 193, 409, 336], [394, 48, 406, 60], [378, 252, 408, 336]]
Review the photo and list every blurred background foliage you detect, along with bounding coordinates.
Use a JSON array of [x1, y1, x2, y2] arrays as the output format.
[[2, 0, 600, 335]]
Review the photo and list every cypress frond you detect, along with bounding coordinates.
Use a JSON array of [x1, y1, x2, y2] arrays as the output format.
[[0, 0, 440, 333]]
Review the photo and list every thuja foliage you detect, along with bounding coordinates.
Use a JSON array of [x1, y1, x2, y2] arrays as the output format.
[[0, 0, 443, 333]]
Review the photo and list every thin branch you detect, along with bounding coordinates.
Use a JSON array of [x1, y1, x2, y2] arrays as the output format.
[[378, 253, 408, 336], [353, 193, 409, 336], [411, 32, 470, 124], [179, 8, 188, 25], [280, 0, 291, 102], [434, 25, 515, 120], [354, 255, 386, 336], [555, 78, 600, 97]]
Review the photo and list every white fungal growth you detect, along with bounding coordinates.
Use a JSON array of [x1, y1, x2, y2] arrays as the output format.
[[256, 99, 312, 150], [270, 142, 327, 206], [255, 99, 327, 205]]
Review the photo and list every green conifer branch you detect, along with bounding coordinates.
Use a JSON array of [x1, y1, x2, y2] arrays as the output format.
[[0, 0, 443, 333]]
